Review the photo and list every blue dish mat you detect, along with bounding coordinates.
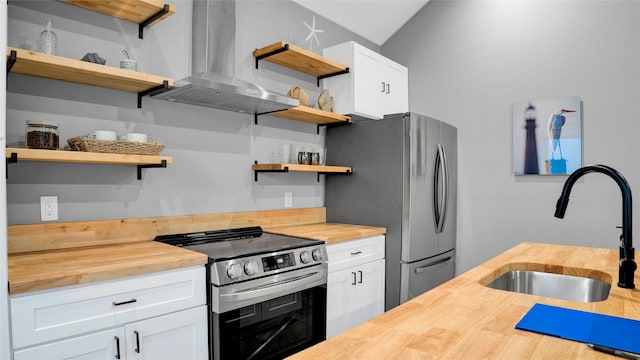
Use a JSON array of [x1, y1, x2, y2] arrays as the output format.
[[515, 303, 640, 354]]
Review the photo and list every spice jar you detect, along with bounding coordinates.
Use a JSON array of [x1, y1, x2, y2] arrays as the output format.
[[26, 120, 59, 149]]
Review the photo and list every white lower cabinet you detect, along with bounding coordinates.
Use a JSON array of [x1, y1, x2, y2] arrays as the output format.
[[326, 235, 385, 338], [10, 266, 208, 360]]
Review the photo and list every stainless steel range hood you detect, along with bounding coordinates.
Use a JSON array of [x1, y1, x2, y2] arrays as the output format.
[[152, 0, 298, 113]]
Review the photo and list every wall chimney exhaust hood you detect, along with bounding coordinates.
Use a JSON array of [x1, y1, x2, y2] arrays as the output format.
[[152, 0, 298, 113]]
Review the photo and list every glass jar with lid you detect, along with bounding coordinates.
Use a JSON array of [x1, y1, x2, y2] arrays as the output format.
[[26, 120, 59, 149]]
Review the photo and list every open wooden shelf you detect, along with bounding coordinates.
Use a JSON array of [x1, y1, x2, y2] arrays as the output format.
[[7, 47, 173, 93], [268, 106, 351, 125], [6, 147, 173, 180], [61, 0, 176, 38], [7, 47, 173, 107], [253, 41, 349, 86], [252, 163, 352, 182]]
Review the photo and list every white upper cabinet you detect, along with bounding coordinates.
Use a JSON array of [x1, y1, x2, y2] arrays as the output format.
[[323, 41, 408, 120]]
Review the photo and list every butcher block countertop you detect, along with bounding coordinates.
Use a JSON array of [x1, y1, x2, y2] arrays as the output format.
[[289, 242, 640, 360], [264, 222, 386, 244], [7, 209, 384, 294], [8, 241, 207, 294]]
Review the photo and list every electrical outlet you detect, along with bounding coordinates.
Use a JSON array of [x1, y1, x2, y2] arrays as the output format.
[[284, 192, 293, 208], [40, 196, 58, 221]]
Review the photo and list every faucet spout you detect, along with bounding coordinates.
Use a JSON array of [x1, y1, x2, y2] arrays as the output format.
[[554, 164, 636, 289]]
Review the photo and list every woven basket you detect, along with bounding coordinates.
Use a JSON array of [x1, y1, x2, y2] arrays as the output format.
[[67, 137, 164, 156]]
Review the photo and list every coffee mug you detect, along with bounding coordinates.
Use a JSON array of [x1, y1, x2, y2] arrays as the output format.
[[94, 130, 117, 141], [125, 133, 147, 143], [297, 151, 310, 165]]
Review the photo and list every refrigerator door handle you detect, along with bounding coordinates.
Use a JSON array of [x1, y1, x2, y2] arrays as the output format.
[[434, 143, 448, 233], [438, 143, 449, 233], [414, 256, 454, 274]]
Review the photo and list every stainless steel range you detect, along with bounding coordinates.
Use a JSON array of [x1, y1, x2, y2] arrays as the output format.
[[155, 226, 327, 360]]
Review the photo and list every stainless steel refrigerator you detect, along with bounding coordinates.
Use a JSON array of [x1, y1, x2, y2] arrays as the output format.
[[325, 112, 457, 310]]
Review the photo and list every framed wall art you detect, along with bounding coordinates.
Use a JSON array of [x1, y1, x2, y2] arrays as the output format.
[[513, 96, 582, 176]]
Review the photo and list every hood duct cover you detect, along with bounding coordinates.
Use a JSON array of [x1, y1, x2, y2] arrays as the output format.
[[152, 0, 298, 113]]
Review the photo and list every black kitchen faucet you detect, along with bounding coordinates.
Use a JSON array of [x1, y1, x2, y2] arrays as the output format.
[[554, 164, 637, 289]]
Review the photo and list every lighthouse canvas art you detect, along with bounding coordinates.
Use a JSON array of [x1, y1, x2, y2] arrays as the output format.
[[513, 96, 582, 175]]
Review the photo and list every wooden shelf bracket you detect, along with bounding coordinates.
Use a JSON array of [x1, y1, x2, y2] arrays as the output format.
[[137, 80, 170, 108], [138, 4, 171, 39], [137, 159, 167, 180]]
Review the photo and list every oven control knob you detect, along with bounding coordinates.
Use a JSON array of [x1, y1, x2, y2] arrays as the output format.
[[312, 248, 324, 261], [244, 261, 259, 276], [227, 263, 243, 280], [300, 251, 311, 264]]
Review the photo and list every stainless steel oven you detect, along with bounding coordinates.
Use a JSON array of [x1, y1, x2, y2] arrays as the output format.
[[156, 227, 327, 360]]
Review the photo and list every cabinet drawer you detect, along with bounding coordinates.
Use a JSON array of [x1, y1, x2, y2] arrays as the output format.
[[10, 266, 205, 349], [327, 235, 385, 272]]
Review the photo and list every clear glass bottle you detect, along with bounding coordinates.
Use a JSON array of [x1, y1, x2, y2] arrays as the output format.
[[40, 19, 57, 55]]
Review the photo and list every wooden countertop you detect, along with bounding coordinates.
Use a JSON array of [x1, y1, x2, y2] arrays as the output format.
[[8, 241, 208, 294], [289, 242, 640, 359], [265, 223, 386, 245]]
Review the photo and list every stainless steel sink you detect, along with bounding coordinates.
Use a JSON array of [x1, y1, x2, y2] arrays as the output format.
[[486, 270, 611, 302]]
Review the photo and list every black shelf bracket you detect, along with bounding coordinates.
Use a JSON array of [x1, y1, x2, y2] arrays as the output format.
[[316, 67, 349, 87], [254, 109, 284, 125], [137, 80, 170, 108], [255, 43, 290, 69], [317, 168, 352, 182], [317, 118, 352, 135], [6, 152, 18, 179], [7, 50, 17, 76], [137, 159, 167, 180], [253, 161, 288, 182], [139, 4, 170, 39]]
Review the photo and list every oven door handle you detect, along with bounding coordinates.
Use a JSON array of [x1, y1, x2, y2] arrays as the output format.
[[216, 268, 327, 312]]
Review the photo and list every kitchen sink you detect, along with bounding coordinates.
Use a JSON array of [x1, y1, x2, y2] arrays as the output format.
[[484, 267, 611, 302]]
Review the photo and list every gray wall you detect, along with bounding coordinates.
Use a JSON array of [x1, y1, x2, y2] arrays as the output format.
[[6, 0, 377, 224], [383, 0, 640, 273]]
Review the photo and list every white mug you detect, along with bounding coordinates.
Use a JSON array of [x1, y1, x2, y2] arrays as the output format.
[[94, 130, 117, 141], [126, 133, 147, 143]]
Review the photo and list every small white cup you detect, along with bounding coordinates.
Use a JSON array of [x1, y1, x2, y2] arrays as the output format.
[[125, 133, 147, 143], [120, 59, 138, 72], [94, 130, 117, 141]]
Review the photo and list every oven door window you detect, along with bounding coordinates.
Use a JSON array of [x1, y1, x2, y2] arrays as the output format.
[[213, 286, 326, 360]]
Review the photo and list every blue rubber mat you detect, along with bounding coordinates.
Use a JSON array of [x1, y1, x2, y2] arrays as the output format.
[[515, 303, 640, 354]]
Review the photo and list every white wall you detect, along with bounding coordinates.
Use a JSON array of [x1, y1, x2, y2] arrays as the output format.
[[6, 0, 377, 224], [383, 0, 640, 273], [1, 0, 10, 357]]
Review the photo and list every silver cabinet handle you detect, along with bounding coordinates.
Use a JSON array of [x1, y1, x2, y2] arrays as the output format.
[[358, 270, 363, 283], [112, 298, 137, 306], [134, 330, 140, 353], [386, 83, 390, 94], [352, 272, 357, 285], [381, 82, 386, 93], [114, 336, 121, 360], [350, 251, 362, 256]]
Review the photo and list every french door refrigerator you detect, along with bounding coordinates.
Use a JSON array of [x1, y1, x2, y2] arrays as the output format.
[[326, 112, 457, 310]]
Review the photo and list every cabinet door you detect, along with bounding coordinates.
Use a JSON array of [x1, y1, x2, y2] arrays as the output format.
[[125, 305, 208, 360], [383, 59, 409, 115], [326, 267, 357, 339], [353, 45, 385, 119], [13, 328, 125, 360], [351, 259, 386, 327]]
